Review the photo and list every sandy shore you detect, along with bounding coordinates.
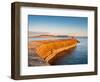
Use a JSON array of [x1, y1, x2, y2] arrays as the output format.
[[28, 39, 79, 65]]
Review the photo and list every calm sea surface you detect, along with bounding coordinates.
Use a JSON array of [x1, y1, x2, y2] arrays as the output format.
[[29, 37, 88, 65]]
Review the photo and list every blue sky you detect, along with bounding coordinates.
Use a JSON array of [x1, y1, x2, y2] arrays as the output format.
[[28, 15, 88, 37]]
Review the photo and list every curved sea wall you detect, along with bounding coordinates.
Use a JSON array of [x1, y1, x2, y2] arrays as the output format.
[[29, 39, 79, 63]]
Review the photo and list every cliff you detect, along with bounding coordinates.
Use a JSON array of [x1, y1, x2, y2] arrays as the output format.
[[28, 39, 79, 64]]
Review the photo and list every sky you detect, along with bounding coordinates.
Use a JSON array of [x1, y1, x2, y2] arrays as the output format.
[[28, 15, 88, 37]]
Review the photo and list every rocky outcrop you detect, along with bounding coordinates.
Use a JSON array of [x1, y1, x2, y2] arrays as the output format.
[[29, 39, 79, 64]]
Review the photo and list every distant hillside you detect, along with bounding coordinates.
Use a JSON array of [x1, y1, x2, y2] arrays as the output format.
[[29, 35, 56, 38], [55, 35, 68, 37], [29, 31, 50, 37], [29, 34, 69, 38]]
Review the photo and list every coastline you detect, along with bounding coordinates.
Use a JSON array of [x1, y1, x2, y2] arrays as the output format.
[[28, 39, 79, 65], [45, 43, 77, 63]]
